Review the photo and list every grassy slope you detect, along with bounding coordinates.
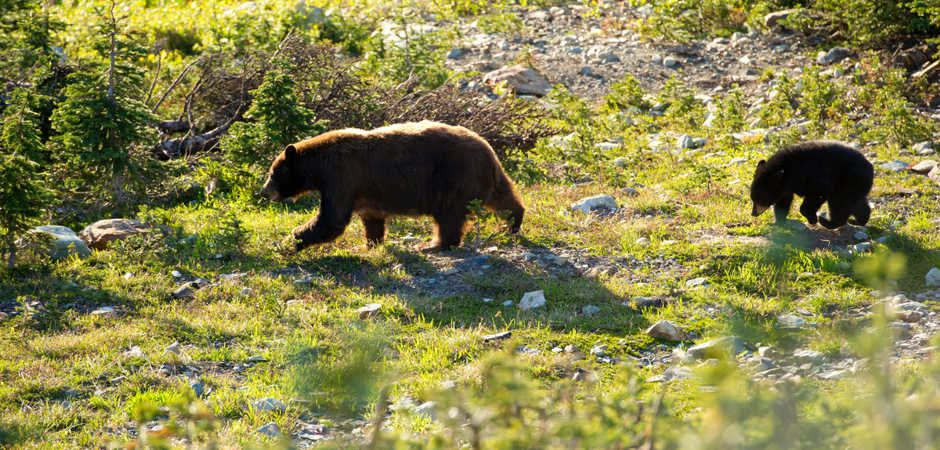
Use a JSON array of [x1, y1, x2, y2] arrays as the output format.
[[3, 1, 940, 448]]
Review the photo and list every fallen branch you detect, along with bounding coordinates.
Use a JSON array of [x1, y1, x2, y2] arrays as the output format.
[[151, 55, 203, 113]]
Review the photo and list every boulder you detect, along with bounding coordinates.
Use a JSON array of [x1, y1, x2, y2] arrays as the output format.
[[816, 47, 852, 65], [79, 219, 151, 250], [483, 65, 552, 96], [909, 160, 938, 174], [519, 290, 546, 310], [763, 9, 803, 29], [688, 336, 747, 360], [926, 267, 940, 287], [645, 320, 687, 341], [570, 195, 618, 214], [30, 225, 91, 260]]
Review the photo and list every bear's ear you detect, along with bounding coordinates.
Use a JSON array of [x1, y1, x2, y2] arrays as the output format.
[[757, 159, 766, 168], [284, 145, 297, 161]]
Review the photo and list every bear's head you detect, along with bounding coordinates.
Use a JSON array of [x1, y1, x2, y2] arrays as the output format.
[[260, 145, 306, 203], [749, 159, 785, 216]]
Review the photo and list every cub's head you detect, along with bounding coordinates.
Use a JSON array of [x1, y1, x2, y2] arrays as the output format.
[[260, 145, 306, 203], [749, 159, 785, 217]]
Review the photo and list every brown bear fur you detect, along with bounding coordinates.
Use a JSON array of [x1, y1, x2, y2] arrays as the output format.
[[260, 121, 525, 253]]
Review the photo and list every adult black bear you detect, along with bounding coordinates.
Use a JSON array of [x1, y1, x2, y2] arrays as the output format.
[[260, 121, 525, 253], [750, 140, 873, 229]]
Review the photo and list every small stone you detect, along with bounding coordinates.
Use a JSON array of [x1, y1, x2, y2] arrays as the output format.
[[912, 141, 935, 155], [635, 237, 651, 246], [689, 336, 747, 360], [645, 320, 686, 341], [240, 287, 253, 296], [633, 296, 666, 309], [816, 47, 851, 65], [483, 331, 511, 342], [248, 355, 267, 363], [256, 422, 280, 438], [776, 313, 807, 330], [123, 346, 144, 358], [792, 349, 824, 365], [251, 397, 287, 412], [663, 55, 678, 68], [164, 341, 181, 355], [502, 300, 514, 307], [595, 141, 620, 151], [519, 290, 546, 311], [446, 48, 467, 59], [191, 381, 205, 396], [613, 157, 630, 168], [482, 297, 493, 303], [582, 305, 601, 316], [852, 242, 874, 254], [590, 344, 608, 356], [123, 272, 133, 280], [926, 267, 940, 287], [91, 306, 116, 315], [551, 346, 563, 353], [356, 303, 381, 319], [482, 65, 552, 96], [880, 161, 910, 172], [854, 231, 869, 241], [171, 270, 182, 278], [570, 195, 618, 214], [929, 166, 940, 181], [818, 369, 847, 380], [692, 137, 708, 148], [651, 54, 663, 64], [678, 134, 694, 149], [172, 284, 195, 299], [686, 277, 708, 288], [413, 401, 436, 420]]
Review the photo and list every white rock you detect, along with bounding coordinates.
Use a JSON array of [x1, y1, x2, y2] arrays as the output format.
[[482, 65, 552, 96], [912, 141, 935, 155], [502, 300, 514, 306], [413, 401, 437, 420], [686, 277, 708, 288], [776, 313, 807, 330], [677, 134, 694, 149], [29, 225, 91, 259], [356, 303, 381, 319], [663, 55, 679, 68], [519, 290, 546, 310], [570, 195, 618, 214], [91, 306, 116, 315], [926, 267, 940, 287], [595, 141, 620, 151], [816, 47, 851, 65], [910, 160, 938, 173], [635, 237, 651, 246]]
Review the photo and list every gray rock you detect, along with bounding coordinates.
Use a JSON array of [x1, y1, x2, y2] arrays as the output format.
[[191, 381, 205, 396], [816, 47, 851, 65], [123, 345, 144, 358], [579, 65, 594, 77], [692, 137, 708, 148], [792, 349, 824, 365], [446, 48, 467, 59], [29, 225, 91, 259], [929, 166, 940, 182], [256, 422, 280, 438], [651, 54, 663, 65], [595, 141, 620, 151], [648, 366, 693, 382], [92, 306, 117, 315], [164, 341, 181, 355], [413, 401, 437, 420], [502, 300, 514, 307], [251, 397, 287, 412], [880, 161, 910, 172], [854, 231, 869, 241], [613, 157, 630, 168], [482, 65, 552, 96], [570, 195, 618, 214], [926, 267, 940, 287], [686, 277, 708, 288], [590, 344, 608, 356], [852, 242, 874, 254], [172, 283, 196, 299], [663, 56, 679, 68], [79, 219, 151, 250], [678, 134, 695, 149], [519, 290, 546, 310], [645, 320, 687, 341], [689, 336, 747, 360], [582, 305, 601, 316], [635, 237, 651, 246], [818, 369, 847, 380]]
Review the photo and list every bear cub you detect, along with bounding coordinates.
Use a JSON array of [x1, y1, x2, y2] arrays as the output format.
[[260, 121, 525, 253], [750, 140, 873, 229]]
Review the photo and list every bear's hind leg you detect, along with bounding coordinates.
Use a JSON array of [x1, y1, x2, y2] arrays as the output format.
[[848, 199, 871, 226], [361, 215, 387, 248], [817, 195, 854, 230], [799, 196, 825, 225]]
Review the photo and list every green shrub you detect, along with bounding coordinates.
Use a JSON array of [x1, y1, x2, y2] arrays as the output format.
[[221, 62, 328, 169], [0, 88, 53, 268]]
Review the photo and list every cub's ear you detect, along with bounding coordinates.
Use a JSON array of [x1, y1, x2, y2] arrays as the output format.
[[756, 159, 766, 168], [284, 145, 297, 161]]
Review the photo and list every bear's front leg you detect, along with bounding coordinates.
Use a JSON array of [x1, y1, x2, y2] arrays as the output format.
[[773, 193, 793, 224], [799, 196, 825, 225], [292, 195, 354, 252]]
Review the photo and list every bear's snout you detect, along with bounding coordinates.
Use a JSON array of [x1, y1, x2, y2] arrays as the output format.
[[751, 204, 768, 216], [260, 184, 282, 203]]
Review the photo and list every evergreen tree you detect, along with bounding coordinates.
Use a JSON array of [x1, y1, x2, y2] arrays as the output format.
[[49, 2, 155, 207], [222, 63, 328, 168], [0, 88, 53, 268], [0, 0, 64, 80]]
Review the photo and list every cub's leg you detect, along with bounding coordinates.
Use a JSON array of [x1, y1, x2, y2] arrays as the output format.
[[773, 192, 794, 224], [361, 214, 387, 248], [817, 195, 854, 230], [848, 199, 871, 226], [799, 196, 825, 225]]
